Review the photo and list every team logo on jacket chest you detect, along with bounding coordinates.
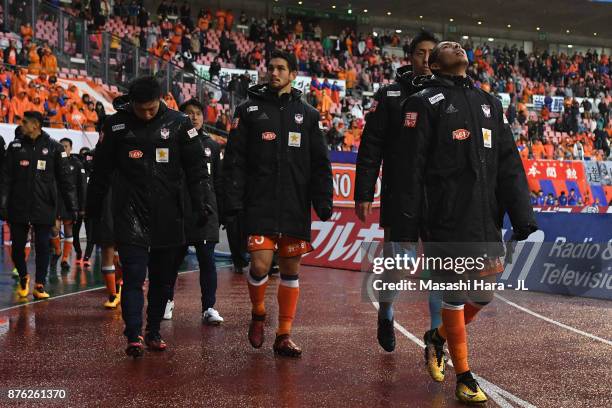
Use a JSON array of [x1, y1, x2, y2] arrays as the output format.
[[481, 104, 491, 118], [129, 150, 144, 159], [294, 113, 303, 124], [19, 160, 29, 167], [452, 129, 471, 140], [204, 147, 211, 157], [160, 128, 170, 139], [262, 132, 276, 141], [42, 147, 49, 155]]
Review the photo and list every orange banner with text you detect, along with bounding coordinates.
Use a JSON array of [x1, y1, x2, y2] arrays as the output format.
[[332, 163, 381, 208]]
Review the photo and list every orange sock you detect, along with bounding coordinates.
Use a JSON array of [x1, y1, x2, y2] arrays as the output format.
[[61, 237, 73, 262], [101, 265, 116, 296], [436, 301, 486, 340], [24, 242, 31, 261], [113, 252, 123, 285], [247, 271, 268, 316], [441, 307, 470, 374], [50, 236, 61, 256], [277, 275, 299, 336]]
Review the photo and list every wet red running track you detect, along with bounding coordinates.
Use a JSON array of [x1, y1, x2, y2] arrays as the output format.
[[0, 266, 610, 407]]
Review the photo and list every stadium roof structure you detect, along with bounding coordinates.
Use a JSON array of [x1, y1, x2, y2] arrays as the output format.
[[299, 0, 612, 44]]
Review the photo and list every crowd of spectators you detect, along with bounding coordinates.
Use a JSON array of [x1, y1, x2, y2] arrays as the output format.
[[530, 188, 611, 207], [8, 1, 612, 159]]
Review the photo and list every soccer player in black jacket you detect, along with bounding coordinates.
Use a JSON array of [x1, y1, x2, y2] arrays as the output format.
[[0, 111, 78, 299], [396, 42, 537, 403], [355, 30, 440, 353], [224, 50, 333, 357], [86, 77, 211, 357]]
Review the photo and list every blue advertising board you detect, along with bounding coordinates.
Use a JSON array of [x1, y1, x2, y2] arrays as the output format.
[[501, 213, 612, 300]]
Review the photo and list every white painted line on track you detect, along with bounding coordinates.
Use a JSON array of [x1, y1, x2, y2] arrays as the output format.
[[495, 294, 612, 347], [0, 269, 199, 313]]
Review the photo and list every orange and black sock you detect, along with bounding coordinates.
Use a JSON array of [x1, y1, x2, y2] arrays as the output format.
[[61, 236, 73, 262], [50, 235, 61, 256], [113, 252, 123, 287], [247, 270, 269, 316], [24, 242, 31, 261], [277, 274, 299, 336], [441, 304, 469, 375], [101, 265, 116, 297]]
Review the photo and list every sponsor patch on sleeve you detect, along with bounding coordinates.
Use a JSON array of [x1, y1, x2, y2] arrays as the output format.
[[187, 128, 198, 138], [387, 90, 401, 97], [404, 112, 418, 128], [428, 93, 445, 105], [12, 142, 21, 148], [247, 105, 258, 112], [112, 123, 126, 132]]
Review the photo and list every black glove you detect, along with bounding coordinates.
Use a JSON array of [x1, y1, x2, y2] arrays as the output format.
[[510, 224, 538, 242], [0, 208, 7, 221], [315, 205, 332, 222]]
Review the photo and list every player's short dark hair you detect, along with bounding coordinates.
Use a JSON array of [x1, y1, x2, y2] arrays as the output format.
[[269, 50, 298, 72], [60, 138, 73, 146], [409, 30, 439, 55], [23, 111, 44, 126], [128, 76, 162, 103], [179, 98, 204, 113]]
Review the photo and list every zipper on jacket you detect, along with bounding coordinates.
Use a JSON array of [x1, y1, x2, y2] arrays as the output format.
[[461, 87, 489, 244], [276, 100, 285, 234]]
